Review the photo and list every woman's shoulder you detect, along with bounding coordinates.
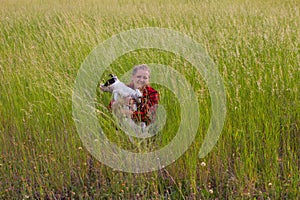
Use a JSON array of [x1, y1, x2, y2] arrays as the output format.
[[145, 85, 158, 92]]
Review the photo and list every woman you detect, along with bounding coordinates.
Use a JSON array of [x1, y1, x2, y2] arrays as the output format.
[[101, 64, 159, 136]]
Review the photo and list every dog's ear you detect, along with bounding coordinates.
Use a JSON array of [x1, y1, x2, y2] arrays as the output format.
[[103, 74, 117, 87], [103, 80, 110, 87], [109, 74, 114, 77]]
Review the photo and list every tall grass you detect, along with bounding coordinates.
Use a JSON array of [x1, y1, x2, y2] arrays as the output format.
[[1, 0, 299, 199]]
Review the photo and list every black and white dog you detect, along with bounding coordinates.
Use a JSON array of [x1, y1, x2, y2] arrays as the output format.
[[101, 74, 142, 103], [101, 74, 150, 137]]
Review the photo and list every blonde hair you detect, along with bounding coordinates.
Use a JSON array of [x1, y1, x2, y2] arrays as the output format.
[[132, 64, 150, 76]]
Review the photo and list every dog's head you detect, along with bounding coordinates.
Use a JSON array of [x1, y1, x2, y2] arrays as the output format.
[[103, 74, 118, 87]]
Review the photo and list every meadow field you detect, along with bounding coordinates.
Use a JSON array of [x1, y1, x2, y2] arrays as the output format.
[[0, 0, 299, 199]]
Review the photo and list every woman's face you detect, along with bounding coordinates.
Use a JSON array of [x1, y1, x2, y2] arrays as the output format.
[[131, 69, 150, 89]]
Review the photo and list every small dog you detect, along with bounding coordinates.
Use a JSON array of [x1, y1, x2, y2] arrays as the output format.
[[101, 75, 149, 139], [101, 74, 142, 103]]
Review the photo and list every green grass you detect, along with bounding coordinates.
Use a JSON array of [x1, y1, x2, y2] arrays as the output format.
[[1, 0, 299, 199]]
